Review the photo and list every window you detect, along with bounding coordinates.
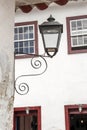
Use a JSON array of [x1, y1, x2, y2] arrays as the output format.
[[64, 104, 87, 130], [13, 106, 41, 130], [66, 15, 87, 54], [14, 21, 38, 58]]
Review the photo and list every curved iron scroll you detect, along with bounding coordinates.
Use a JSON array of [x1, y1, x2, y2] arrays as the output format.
[[15, 54, 48, 95]]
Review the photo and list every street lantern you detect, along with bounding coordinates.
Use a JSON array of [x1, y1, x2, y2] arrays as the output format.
[[39, 15, 63, 58]]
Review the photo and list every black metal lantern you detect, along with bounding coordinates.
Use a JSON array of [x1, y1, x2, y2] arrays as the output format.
[[39, 15, 63, 58]]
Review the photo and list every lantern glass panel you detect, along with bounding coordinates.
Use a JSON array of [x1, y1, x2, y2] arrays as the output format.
[[43, 33, 58, 48]]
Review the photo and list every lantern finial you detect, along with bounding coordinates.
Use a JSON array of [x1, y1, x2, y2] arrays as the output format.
[[47, 15, 55, 22]]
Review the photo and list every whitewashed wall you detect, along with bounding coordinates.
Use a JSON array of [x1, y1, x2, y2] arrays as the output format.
[[0, 0, 15, 130], [14, 1, 87, 130]]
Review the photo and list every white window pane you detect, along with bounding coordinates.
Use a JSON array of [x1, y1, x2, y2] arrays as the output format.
[[19, 42, 23, 47], [30, 47, 34, 53], [29, 33, 33, 39], [29, 26, 33, 33], [71, 21, 76, 31], [84, 35, 87, 45], [77, 20, 82, 30], [78, 36, 83, 45], [83, 19, 87, 29], [19, 27, 23, 33], [24, 41, 28, 47], [14, 34, 18, 40], [15, 42, 18, 48], [24, 27, 28, 33], [15, 28, 18, 34], [19, 34, 23, 40], [71, 37, 77, 47], [24, 33, 28, 39]]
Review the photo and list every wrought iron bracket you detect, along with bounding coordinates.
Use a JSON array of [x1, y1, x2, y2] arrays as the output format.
[[15, 54, 48, 95]]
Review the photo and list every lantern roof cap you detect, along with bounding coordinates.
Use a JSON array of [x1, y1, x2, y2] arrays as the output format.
[[40, 15, 63, 27]]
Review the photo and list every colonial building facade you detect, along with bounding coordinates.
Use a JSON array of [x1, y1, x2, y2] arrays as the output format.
[[14, 1, 87, 130]]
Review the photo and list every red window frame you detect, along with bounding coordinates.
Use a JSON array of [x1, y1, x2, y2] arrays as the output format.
[[64, 104, 87, 130], [66, 15, 87, 54], [14, 21, 38, 59], [13, 106, 41, 130]]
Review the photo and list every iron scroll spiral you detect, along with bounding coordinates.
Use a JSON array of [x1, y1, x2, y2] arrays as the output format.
[[15, 55, 48, 95]]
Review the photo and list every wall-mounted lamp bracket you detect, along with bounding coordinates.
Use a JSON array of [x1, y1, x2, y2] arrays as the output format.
[[15, 15, 63, 95], [15, 54, 48, 95]]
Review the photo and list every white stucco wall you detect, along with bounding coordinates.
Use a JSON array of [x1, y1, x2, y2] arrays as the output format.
[[0, 0, 15, 130], [14, 1, 87, 130]]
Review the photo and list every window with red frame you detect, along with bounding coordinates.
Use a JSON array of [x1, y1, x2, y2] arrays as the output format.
[[66, 15, 87, 54], [64, 104, 87, 130], [13, 106, 41, 130], [14, 21, 38, 58]]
